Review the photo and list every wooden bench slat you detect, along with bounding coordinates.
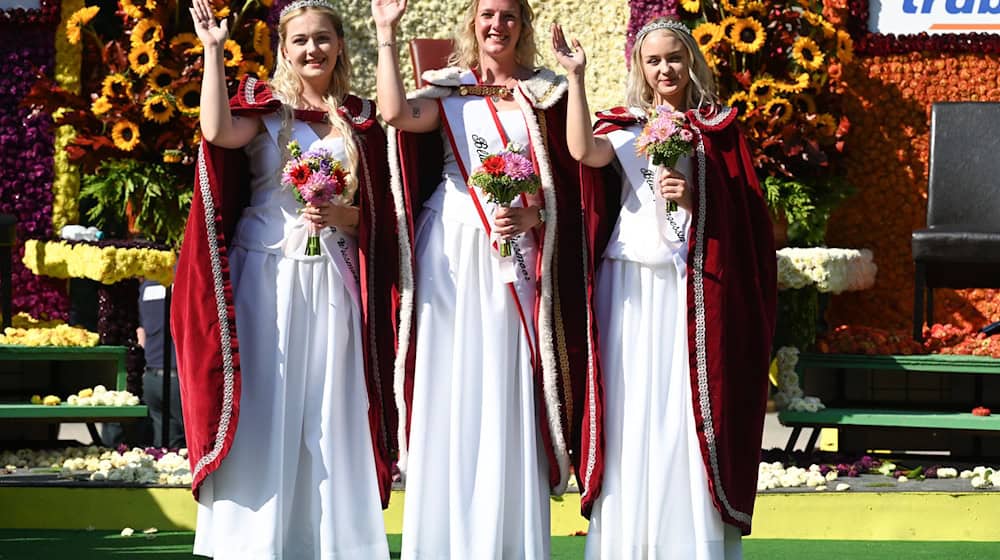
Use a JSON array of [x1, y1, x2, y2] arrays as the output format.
[[797, 353, 1000, 374], [0, 404, 148, 420]]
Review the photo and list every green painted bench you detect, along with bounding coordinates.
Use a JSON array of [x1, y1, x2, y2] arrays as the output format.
[[0, 345, 147, 443], [778, 353, 1000, 454]]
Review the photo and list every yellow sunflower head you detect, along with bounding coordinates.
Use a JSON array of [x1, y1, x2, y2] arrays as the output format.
[[693, 23, 723, 52], [836, 30, 854, 63], [170, 33, 201, 55], [763, 98, 794, 124], [142, 93, 175, 124], [66, 6, 100, 45], [212, 2, 230, 18], [130, 19, 163, 47], [814, 113, 837, 137], [726, 91, 753, 116], [749, 77, 776, 102], [792, 93, 816, 115], [792, 36, 825, 71], [729, 17, 766, 54], [128, 43, 159, 76], [101, 74, 133, 98], [91, 96, 113, 116], [681, 0, 700, 13], [146, 66, 177, 90], [719, 16, 739, 40], [119, 0, 145, 19], [252, 20, 271, 56], [222, 40, 243, 68], [175, 82, 201, 117], [111, 120, 141, 152], [802, 11, 837, 39], [237, 60, 268, 81], [143, 0, 157, 10]]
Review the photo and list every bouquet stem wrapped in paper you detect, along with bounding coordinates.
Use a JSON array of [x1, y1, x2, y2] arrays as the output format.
[[280, 140, 352, 256], [635, 107, 695, 212], [469, 142, 541, 258]]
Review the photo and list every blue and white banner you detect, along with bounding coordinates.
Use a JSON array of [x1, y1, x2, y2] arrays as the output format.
[[870, 0, 1000, 35]]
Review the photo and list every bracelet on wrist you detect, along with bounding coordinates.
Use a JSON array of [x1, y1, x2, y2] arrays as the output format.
[[378, 40, 396, 48]]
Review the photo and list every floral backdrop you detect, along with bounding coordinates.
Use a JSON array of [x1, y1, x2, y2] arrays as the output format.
[[824, 1, 1000, 334], [0, 0, 70, 320]]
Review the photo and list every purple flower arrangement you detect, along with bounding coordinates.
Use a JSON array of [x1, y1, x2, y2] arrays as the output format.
[[0, 22, 69, 321], [626, 0, 680, 62]]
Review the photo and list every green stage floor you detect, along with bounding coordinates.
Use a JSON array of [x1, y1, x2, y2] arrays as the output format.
[[2, 531, 1000, 560]]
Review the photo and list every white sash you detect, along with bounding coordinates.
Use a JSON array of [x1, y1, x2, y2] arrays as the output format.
[[438, 80, 537, 288], [262, 113, 362, 310], [438, 75, 539, 359], [606, 124, 690, 267]]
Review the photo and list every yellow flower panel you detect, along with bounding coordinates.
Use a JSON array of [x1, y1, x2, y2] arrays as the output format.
[[22, 240, 177, 286], [54, 0, 85, 233]]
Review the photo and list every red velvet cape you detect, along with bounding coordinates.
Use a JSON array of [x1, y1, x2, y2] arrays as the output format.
[[583, 106, 777, 533], [171, 77, 399, 507], [388, 69, 605, 516]]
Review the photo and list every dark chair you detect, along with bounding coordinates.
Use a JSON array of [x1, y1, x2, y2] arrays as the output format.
[[911, 102, 1000, 340], [408, 38, 454, 87]]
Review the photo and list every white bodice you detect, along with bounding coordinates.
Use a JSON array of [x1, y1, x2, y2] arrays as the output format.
[[423, 103, 529, 229], [232, 120, 347, 254]]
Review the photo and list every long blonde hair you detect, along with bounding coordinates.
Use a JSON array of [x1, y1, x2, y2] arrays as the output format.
[[448, 0, 538, 70], [270, 5, 358, 192], [625, 18, 718, 113]]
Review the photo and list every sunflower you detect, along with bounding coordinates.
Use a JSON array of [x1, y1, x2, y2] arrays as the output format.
[[128, 43, 159, 76], [252, 20, 271, 55], [722, 0, 767, 16], [111, 120, 141, 152], [791, 37, 825, 71], [130, 19, 163, 47], [791, 93, 816, 114], [170, 33, 201, 55], [65, 6, 100, 45], [147, 66, 177, 90], [223, 40, 243, 68], [836, 30, 854, 64], [175, 82, 201, 117], [693, 23, 723, 51], [142, 92, 174, 124], [212, 4, 231, 18], [814, 113, 837, 137], [763, 98, 794, 124], [681, 0, 700, 13], [749, 77, 776, 102], [801, 11, 836, 39], [143, 0, 156, 10], [729, 18, 765, 53], [702, 51, 721, 69], [719, 16, 739, 41], [237, 60, 268, 81], [91, 96, 113, 116], [119, 0, 145, 19], [101, 74, 133, 98], [726, 91, 752, 116]]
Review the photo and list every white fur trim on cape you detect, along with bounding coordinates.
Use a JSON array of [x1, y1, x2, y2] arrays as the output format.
[[388, 67, 571, 493]]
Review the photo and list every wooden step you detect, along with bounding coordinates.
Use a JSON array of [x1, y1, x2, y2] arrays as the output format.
[[780, 408, 1000, 431]]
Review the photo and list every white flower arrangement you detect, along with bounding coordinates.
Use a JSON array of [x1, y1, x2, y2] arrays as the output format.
[[65, 385, 140, 407], [963, 466, 1000, 489], [757, 461, 836, 491], [776, 247, 877, 293], [0, 445, 191, 486], [772, 346, 826, 413]]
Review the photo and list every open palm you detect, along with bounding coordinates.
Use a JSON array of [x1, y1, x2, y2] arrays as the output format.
[[189, 0, 229, 49], [551, 23, 586, 74], [371, 0, 407, 29]]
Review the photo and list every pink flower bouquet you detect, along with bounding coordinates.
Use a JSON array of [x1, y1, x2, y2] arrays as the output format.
[[635, 107, 695, 212], [469, 142, 541, 257], [280, 140, 352, 256]]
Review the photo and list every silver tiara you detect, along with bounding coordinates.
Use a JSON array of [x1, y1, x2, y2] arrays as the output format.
[[636, 19, 691, 41], [279, 0, 335, 19]]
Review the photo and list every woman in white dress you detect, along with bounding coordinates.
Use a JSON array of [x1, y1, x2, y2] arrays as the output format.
[[555, 16, 777, 560], [370, 0, 604, 557], [175, 0, 397, 557]]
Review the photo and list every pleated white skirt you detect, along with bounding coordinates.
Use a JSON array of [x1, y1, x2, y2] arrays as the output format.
[[401, 208, 550, 560], [585, 257, 742, 560], [192, 247, 389, 560]]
